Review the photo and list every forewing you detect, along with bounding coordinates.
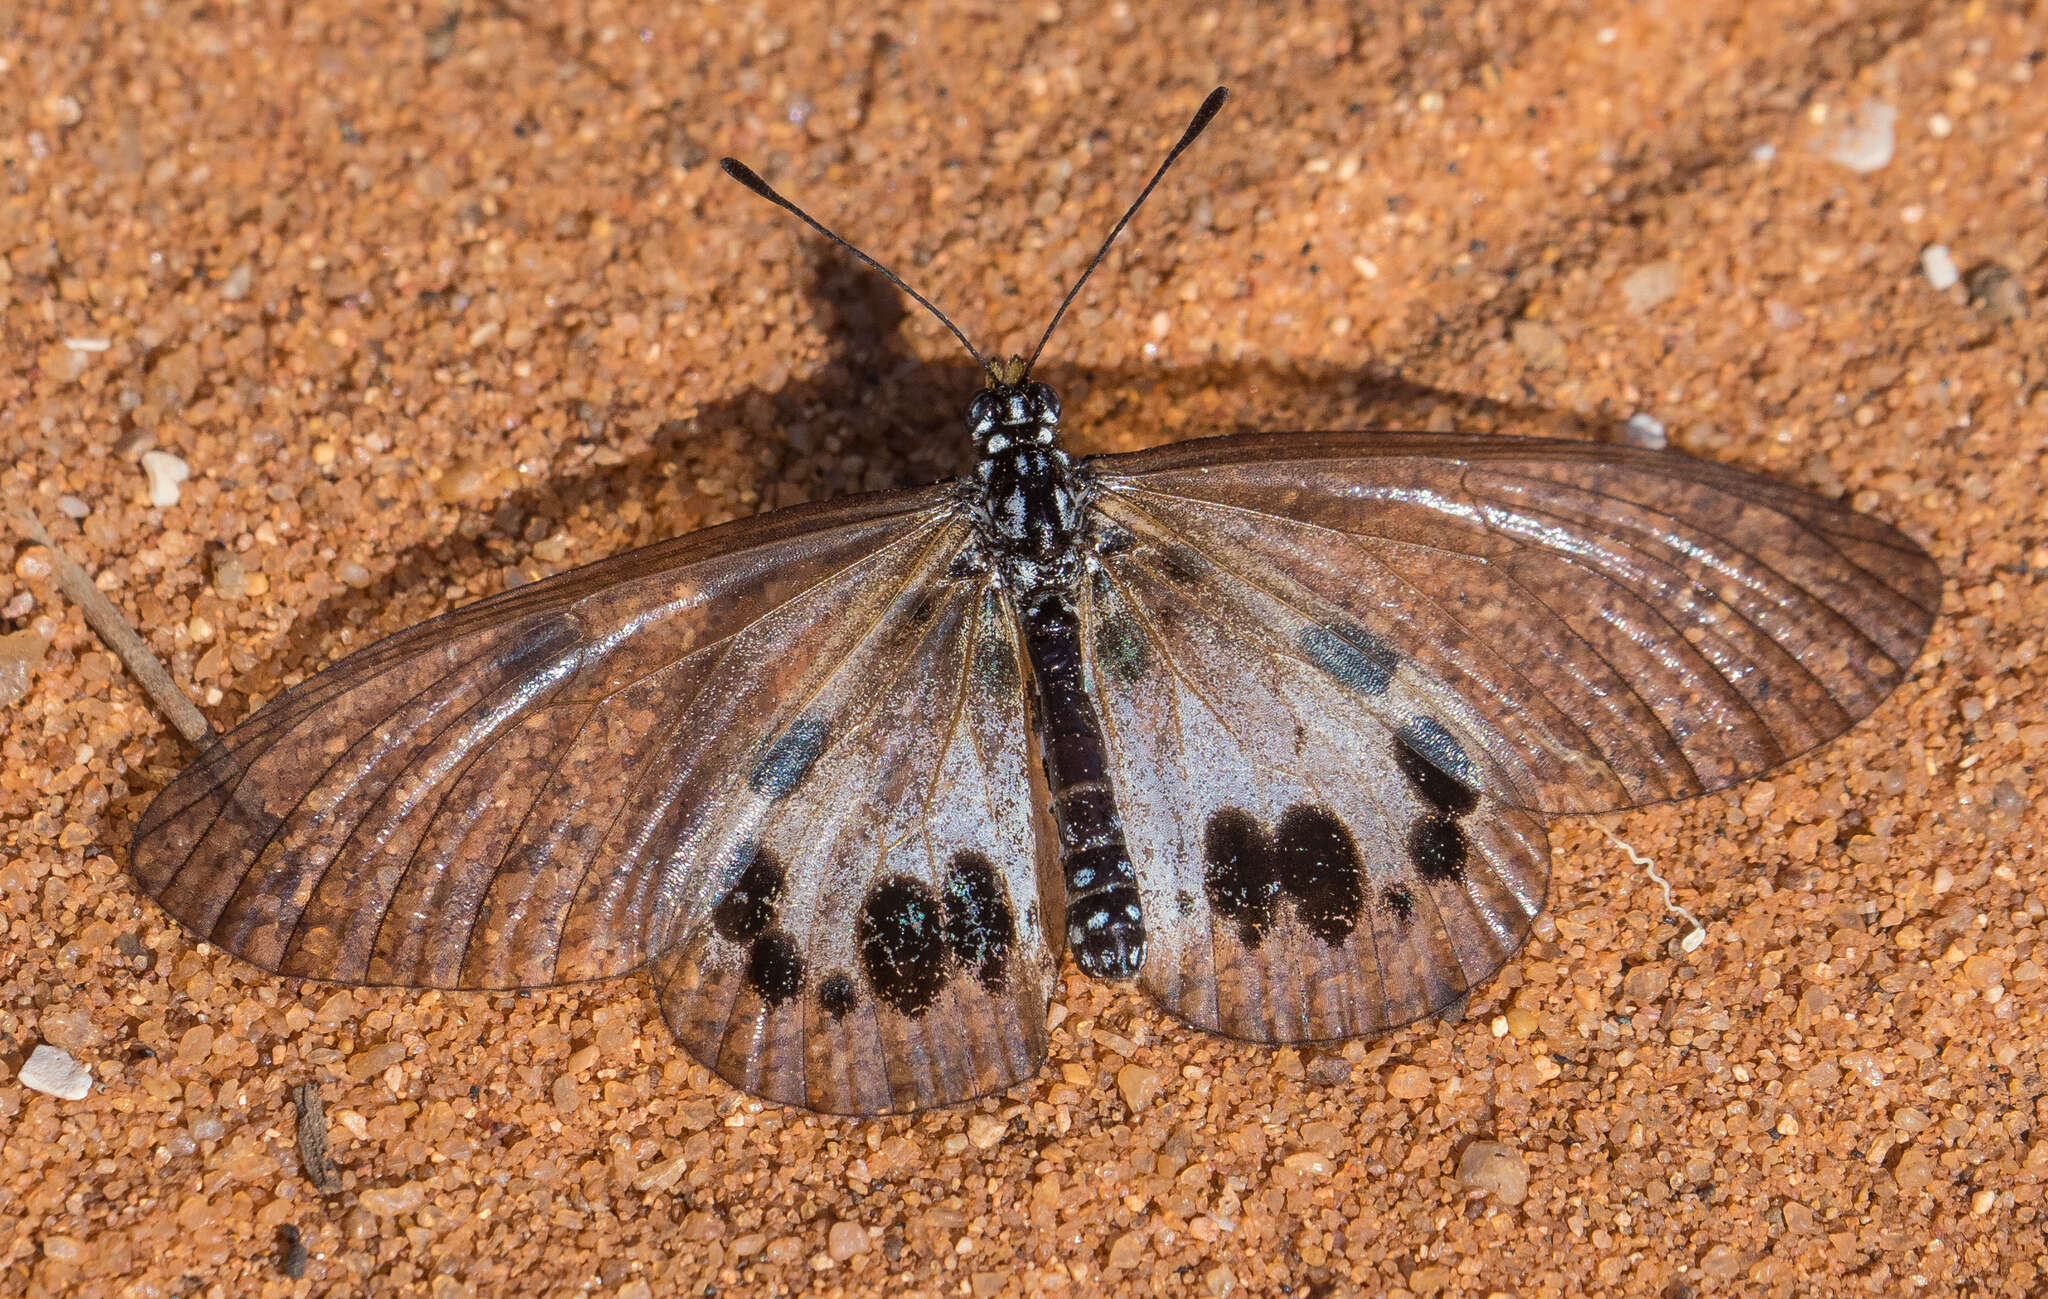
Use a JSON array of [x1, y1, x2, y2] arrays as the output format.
[[1091, 433, 1938, 815], [132, 489, 975, 992], [651, 580, 1056, 1113], [1083, 546, 1548, 1042]]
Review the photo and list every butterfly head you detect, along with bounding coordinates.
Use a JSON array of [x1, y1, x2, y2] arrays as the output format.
[[970, 361, 1062, 451]]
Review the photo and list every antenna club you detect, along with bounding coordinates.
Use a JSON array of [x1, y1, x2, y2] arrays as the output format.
[[1022, 85, 1231, 379]]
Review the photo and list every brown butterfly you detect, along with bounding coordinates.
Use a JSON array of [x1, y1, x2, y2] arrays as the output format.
[[131, 89, 1938, 1114]]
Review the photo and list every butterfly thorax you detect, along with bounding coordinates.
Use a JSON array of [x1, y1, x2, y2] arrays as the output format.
[[968, 380, 1088, 595]]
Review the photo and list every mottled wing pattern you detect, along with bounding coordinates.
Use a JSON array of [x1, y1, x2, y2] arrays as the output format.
[[650, 573, 1057, 1114], [1082, 433, 1936, 1041], [1083, 514, 1548, 1041]]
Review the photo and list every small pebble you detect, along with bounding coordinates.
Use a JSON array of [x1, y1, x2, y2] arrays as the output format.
[[209, 550, 249, 598], [358, 1183, 427, 1216], [1116, 1063, 1161, 1111], [1621, 412, 1667, 449], [56, 494, 89, 519], [631, 1154, 688, 1194], [1699, 1243, 1745, 1279], [1620, 260, 1679, 313], [140, 450, 190, 507], [1457, 1140, 1529, 1206], [19, 1044, 92, 1100], [1966, 263, 2029, 322], [1510, 319, 1566, 370], [1106, 1230, 1145, 1271], [220, 263, 254, 301], [965, 1112, 1008, 1149], [1920, 245, 1959, 291], [1385, 1064, 1433, 1099], [1820, 100, 1896, 174], [825, 1221, 870, 1261], [0, 627, 52, 709]]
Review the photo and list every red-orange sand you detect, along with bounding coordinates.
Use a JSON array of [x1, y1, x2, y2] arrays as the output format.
[[4, 2, 2045, 1294]]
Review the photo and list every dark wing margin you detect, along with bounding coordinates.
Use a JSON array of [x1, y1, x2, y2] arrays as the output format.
[[130, 487, 965, 991], [1087, 432, 1938, 815]]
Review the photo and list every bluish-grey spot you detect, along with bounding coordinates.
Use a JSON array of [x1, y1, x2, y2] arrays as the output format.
[[1299, 623, 1397, 696], [750, 716, 827, 799], [1399, 717, 1479, 790]]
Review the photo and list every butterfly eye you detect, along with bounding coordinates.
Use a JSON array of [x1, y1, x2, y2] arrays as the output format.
[[1026, 382, 1060, 423], [966, 392, 998, 434]]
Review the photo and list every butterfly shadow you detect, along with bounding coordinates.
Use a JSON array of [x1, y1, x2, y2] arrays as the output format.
[[181, 252, 1620, 742]]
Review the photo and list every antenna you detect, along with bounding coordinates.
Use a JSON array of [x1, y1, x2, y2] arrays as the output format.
[[1023, 86, 1229, 379], [719, 157, 992, 379]]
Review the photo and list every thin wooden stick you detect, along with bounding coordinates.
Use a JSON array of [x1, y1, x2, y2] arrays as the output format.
[[12, 507, 215, 747]]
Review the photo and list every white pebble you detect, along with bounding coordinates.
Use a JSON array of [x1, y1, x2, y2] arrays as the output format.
[[56, 495, 90, 519], [64, 337, 111, 352], [1622, 412, 1668, 449], [1821, 100, 1897, 174], [1920, 244, 1959, 292], [1620, 261, 1679, 314], [20, 1044, 92, 1100], [141, 450, 190, 507]]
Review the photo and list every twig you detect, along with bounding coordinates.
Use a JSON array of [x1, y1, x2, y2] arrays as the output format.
[[11, 506, 215, 747], [1600, 825, 1707, 953]]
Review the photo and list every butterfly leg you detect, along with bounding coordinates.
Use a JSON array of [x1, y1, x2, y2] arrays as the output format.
[[1020, 589, 1145, 979]]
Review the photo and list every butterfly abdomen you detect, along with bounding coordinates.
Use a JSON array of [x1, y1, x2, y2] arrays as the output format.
[[1019, 588, 1145, 980]]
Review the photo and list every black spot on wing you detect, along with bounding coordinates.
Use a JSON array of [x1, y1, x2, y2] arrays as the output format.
[[1299, 622, 1397, 696], [711, 845, 784, 942], [1203, 808, 1277, 948], [858, 877, 948, 1017], [745, 931, 805, 1005], [1395, 731, 1479, 817], [817, 971, 857, 1019], [750, 716, 828, 799], [1271, 805, 1368, 946], [1381, 884, 1415, 923], [1409, 817, 1470, 883], [941, 852, 1015, 992]]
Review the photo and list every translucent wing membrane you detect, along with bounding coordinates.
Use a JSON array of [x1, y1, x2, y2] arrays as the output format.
[[132, 490, 909, 981], [1092, 433, 1938, 816], [1082, 540, 1549, 1041], [1082, 432, 1935, 1041], [132, 486, 1060, 1113], [651, 576, 1055, 1112]]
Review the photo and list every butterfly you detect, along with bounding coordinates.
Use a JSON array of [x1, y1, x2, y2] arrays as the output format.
[[130, 89, 1938, 1115]]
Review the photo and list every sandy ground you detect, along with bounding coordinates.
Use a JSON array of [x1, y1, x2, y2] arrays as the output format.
[[3, 1, 2045, 1294]]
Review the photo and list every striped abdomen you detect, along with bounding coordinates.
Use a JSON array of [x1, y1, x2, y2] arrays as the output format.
[[1019, 589, 1144, 979]]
